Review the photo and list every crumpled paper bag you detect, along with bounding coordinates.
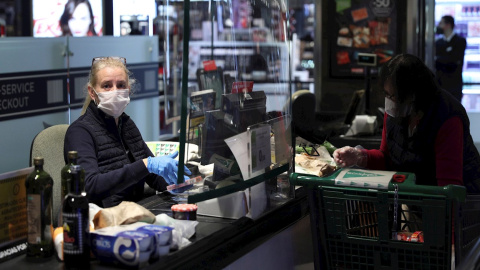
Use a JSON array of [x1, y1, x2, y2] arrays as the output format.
[[93, 201, 155, 229]]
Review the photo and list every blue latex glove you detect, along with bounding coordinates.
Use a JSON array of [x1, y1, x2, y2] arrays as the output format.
[[147, 151, 192, 185]]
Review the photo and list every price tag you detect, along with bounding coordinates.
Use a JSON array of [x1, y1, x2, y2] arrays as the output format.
[[231, 81, 254, 94], [203, 60, 217, 71]]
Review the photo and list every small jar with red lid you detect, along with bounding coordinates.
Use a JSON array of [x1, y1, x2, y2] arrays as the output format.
[[171, 204, 198, 220]]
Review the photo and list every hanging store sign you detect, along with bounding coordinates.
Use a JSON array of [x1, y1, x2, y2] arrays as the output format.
[[0, 63, 159, 121]]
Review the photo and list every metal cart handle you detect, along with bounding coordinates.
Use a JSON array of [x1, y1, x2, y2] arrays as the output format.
[[290, 170, 467, 202]]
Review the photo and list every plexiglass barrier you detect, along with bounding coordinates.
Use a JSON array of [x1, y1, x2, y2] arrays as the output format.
[[160, 0, 292, 204]]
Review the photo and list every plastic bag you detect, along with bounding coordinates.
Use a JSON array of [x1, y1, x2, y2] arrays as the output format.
[[154, 213, 198, 249]]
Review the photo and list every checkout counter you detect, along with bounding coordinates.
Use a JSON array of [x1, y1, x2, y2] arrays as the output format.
[[0, 184, 310, 269]]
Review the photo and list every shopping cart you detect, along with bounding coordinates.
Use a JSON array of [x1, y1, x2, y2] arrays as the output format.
[[290, 169, 480, 270]]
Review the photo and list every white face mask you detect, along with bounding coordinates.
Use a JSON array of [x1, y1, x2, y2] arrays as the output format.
[[93, 88, 130, 118], [385, 97, 412, 118]]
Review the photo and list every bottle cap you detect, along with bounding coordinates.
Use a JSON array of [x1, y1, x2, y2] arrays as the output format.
[[33, 157, 44, 166], [67, 151, 78, 160]]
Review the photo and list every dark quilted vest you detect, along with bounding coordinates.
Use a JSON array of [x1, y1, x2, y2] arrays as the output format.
[[82, 102, 150, 206], [386, 89, 480, 193]]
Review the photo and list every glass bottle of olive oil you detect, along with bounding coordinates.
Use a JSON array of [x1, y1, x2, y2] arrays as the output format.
[[25, 157, 54, 260], [59, 151, 84, 226], [63, 164, 90, 268]]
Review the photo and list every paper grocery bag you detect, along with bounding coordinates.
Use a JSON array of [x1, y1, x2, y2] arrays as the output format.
[[93, 201, 156, 229]]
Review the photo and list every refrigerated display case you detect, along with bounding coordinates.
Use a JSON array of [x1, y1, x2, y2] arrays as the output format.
[[158, 0, 293, 211], [435, 0, 480, 112], [289, 1, 315, 84]]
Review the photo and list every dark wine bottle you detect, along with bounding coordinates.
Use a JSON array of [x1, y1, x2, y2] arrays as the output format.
[[59, 151, 84, 227], [25, 157, 54, 260], [62, 164, 90, 269]]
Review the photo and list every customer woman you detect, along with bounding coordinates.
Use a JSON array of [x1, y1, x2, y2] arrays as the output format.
[[59, 0, 98, 36], [64, 56, 190, 207], [333, 54, 480, 193]]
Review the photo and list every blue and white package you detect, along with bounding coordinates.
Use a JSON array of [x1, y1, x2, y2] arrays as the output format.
[[137, 225, 173, 246], [156, 244, 170, 257], [117, 230, 155, 252], [90, 228, 155, 268]]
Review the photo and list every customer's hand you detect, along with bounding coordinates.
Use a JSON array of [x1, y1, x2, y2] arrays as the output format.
[[147, 151, 192, 185], [333, 146, 367, 168]]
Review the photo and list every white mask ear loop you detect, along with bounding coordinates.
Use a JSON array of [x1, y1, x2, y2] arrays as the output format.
[[92, 88, 100, 105]]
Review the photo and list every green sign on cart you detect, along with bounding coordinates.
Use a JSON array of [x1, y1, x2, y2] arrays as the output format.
[[335, 168, 396, 190]]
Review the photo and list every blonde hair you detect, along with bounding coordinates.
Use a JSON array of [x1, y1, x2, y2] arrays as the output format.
[[81, 57, 136, 115]]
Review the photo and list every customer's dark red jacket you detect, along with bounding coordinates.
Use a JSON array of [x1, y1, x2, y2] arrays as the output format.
[[366, 89, 480, 193]]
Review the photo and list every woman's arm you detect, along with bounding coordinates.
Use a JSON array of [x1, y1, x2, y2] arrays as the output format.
[[142, 142, 168, 191], [435, 116, 464, 186], [364, 112, 388, 170], [64, 124, 150, 203]]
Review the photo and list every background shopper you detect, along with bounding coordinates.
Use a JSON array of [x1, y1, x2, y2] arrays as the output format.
[[435, 15, 466, 101]]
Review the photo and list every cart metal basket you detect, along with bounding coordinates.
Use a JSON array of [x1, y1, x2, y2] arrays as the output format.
[[290, 169, 480, 270]]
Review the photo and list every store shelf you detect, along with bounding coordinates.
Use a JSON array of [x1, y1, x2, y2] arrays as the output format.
[[190, 40, 288, 48]]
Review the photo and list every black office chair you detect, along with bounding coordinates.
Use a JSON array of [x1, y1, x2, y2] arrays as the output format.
[[290, 90, 327, 144]]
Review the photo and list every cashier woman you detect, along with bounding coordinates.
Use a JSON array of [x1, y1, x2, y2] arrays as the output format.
[[64, 56, 191, 207], [333, 54, 480, 193]]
